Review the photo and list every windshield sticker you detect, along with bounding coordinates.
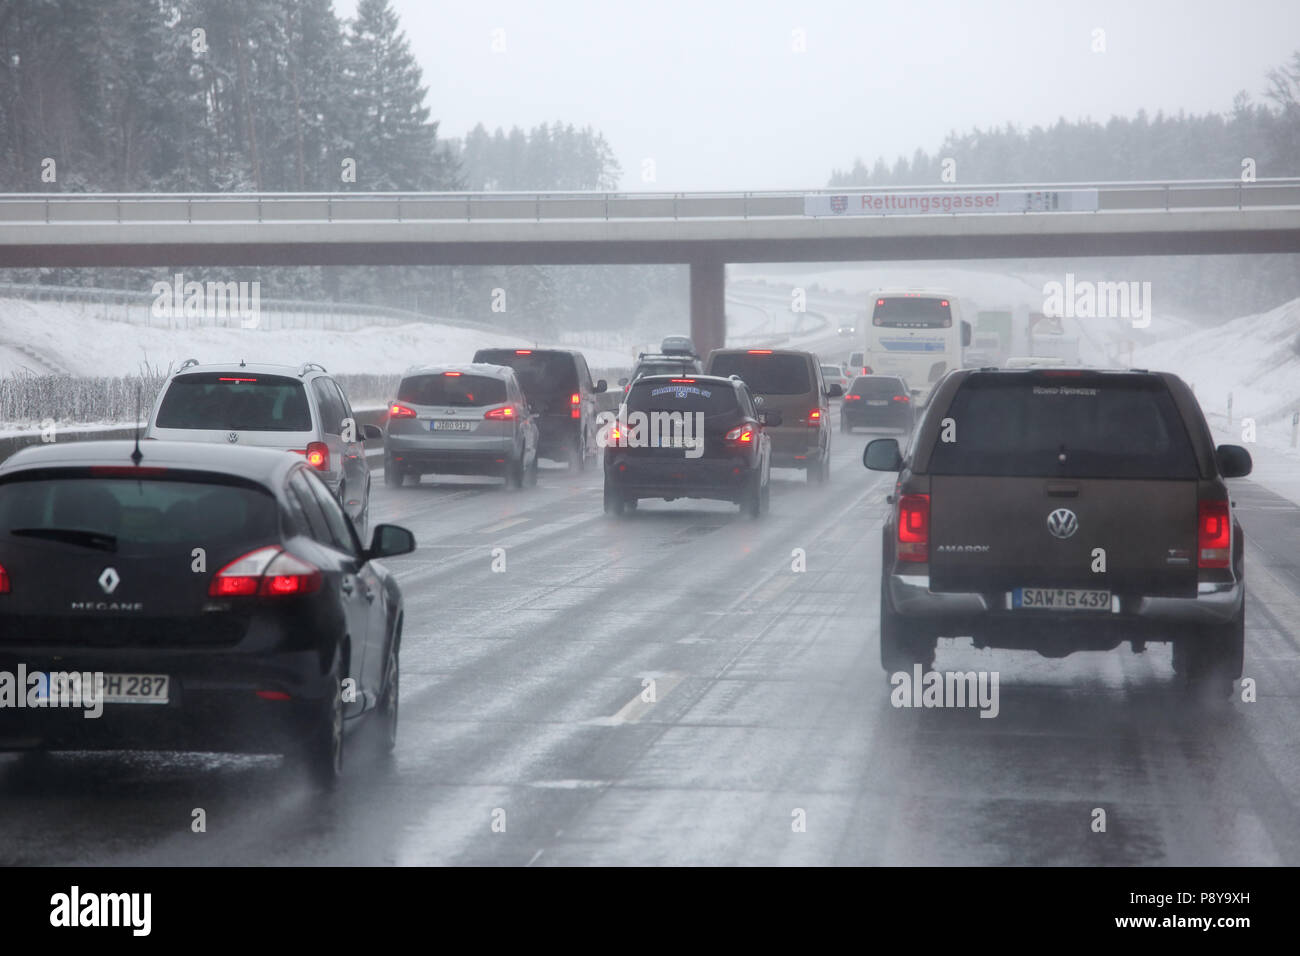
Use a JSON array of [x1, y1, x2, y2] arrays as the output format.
[[1032, 386, 1098, 396]]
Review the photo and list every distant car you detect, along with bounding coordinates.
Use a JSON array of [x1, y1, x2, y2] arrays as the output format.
[[659, 335, 698, 357], [623, 352, 704, 394], [471, 348, 607, 470], [842, 375, 917, 432], [847, 351, 873, 378], [0, 440, 416, 786], [602, 373, 777, 517], [864, 367, 1252, 695], [384, 364, 539, 489], [837, 325, 856, 337], [145, 360, 381, 540], [820, 364, 852, 397], [1004, 355, 1067, 368], [705, 347, 840, 483]]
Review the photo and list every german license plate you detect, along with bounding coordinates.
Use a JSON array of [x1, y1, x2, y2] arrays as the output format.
[[432, 420, 472, 431], [100, 673, 170, 704], [1011, 588, 1112, 611], [867, 399, 888, 406]]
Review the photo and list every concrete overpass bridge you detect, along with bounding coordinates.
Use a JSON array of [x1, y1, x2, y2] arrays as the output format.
[[2, 179, 1298, 355]]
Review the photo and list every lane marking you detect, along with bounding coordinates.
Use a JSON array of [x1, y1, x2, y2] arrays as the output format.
[[596, 672, 686, 726], [479, 517, 530, 534]]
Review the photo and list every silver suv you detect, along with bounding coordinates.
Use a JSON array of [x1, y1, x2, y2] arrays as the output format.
[[384, 364, 539, 488], [145, 360, 380, 537]]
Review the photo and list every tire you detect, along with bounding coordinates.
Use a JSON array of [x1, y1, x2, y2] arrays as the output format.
[[603, 482, 626, 516], [300, 668, 344, 789], [879, 576, 935, 675], [1173, 590, 1244, 698], [760, 474, 771, 513], [525, 451, 539, 487], [506, 453, 524, 489], [742, 472, 763, 518], [807, 454, 829, 484], [374, 639, 399, 755], [383, 456, 404, 488], [841, 417, 851, 434], [572, 432, 587, 472]]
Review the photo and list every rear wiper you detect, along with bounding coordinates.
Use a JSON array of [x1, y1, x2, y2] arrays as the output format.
[[10, 528, 118, 552]]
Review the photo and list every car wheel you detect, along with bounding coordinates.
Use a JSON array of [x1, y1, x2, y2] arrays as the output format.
[[880, 577, 935, 675], [572, 433, 587, 472], [525, 450, 539, 487], [506, 453, 525, 489], [841, 417, 851, 434], [383, 456, 404, 488], [375, 639, 399, 755], [742, 473, 763, 518], [301, 669, 344, 789], [1174, 591, 1244, 698], [760, 475, 771, 513], [807, 456, 826, 484], [603, 482, 626, 516]]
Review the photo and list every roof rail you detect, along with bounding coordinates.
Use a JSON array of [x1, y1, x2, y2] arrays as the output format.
[[178, 358, 200, 371], [298, 362, 327, 377]]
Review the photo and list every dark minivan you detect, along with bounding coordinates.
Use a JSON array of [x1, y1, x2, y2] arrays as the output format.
[[472, 348, 607, 470], [864, 367, 1252, 695]]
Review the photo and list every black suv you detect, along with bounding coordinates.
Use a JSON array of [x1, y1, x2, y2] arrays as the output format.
[[864, 368, 1252, 695], [602, 373, 779, 517], [472, 348, 607, 470], [0, 440, 415, 785]]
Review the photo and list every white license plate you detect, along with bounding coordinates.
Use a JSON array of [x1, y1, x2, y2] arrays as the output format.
[[432, 420, 473, 431], [866, 400, 888, 406], [101, 673, 170, 704], [1011, 588, 1112, 611]]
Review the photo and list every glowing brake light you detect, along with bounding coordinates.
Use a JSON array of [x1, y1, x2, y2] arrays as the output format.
[[807, 408, 823, 425], [897, 494, 930, 562], [0, 562, 9, 594], [304, 441, 329, 470], [444, 371, 462, 377], [748, 349, 772, 354], [484, 405, 516, 420], [210, 547, 322, 597], [724, 424, 755, 444], [515, 349, 532, 355], [389, 403, 416, 419], [892, 394, 910, 403], [844, 394, 862, 401], [670, 378, 695, 383], [219, 377, 257, 383], [571, 392, 581, 419], [1198, 499, 1231, 568]]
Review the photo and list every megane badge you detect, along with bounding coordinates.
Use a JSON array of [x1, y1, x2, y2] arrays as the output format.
[[1047, 508, 1078, 540], [98, 567, 121, 594]]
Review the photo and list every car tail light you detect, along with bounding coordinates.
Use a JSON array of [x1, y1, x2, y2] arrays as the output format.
[[389, 403, 416, 419], [515, 349, 532, 355], [807, 408, 823, 426], [0, 562, 9, 594], [724, 424, 755, 444], [484, 405, 516, 420], [443, 371, 462, 377], [257, 690, 292, 701], [1198, 499, 1231, 568], [844, 394, 862, 401], [670, 378, 695, 383], [304, 441, 329, 470], [748, 349, 772, 355], [892, 394, 910, 403], [219, 376, 257, 383], [897, 494, 930, 562], [571, 393, 581, 419], [210, 547, 322, 597]]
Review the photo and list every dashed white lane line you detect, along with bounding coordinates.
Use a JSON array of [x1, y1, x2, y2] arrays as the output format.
[[478, 517, 530, 534], [591, 671, 687, 726]]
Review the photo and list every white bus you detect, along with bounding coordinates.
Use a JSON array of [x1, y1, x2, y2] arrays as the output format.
[[863, 290, 971, 400]]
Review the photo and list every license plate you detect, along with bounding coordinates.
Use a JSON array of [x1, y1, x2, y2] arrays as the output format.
[[432, 420, 472, 431], [867, 400, 888, 406], [1011, 588, 1113, 611]]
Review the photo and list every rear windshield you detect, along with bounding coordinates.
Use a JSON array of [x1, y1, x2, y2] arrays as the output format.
[[872, 297, 952, 329], [820, 366, 842, 378], [156, 373, 312, 431], [626, 380, 739, 416], [926, 375, 1200, 479], [637, 360, 695, 378], [0, 475, 278, 556], [707, 353, 812, 395], [398, 374, 506, 407], [852, 377, 907, 397], [473, 350, 578, 401]]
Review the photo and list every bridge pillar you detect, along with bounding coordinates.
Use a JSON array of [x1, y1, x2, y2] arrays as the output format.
[[689, 260, 726, 359]]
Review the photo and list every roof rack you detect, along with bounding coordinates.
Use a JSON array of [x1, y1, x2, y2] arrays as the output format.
[[298, 362, 327, 377], [178, 358, 200, 371]]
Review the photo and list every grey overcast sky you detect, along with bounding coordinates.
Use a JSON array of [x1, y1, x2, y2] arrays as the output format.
[[334, 0, 1300, 191]]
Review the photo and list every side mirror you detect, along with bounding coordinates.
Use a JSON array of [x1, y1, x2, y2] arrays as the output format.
[[827, 384, 843, 398], [617, 377, 629, 387], [760, 410, 783, 427], [1216, 444, 1253, 478], [367, 523, 415, 560], [594, 379, 608, 394], [362, 423, 383, 442], [910, 389, 922, 398], [863, 438, 902, 471]]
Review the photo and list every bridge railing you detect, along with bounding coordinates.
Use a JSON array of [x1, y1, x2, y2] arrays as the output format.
[[1, 179, 1298, 224]]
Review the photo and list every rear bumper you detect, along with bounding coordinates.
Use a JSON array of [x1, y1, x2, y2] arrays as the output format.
[[843, 405, 912, 428], [887, 573, 1243, 634], [387, 434, 514, 475], [605, 456, 755, 501]]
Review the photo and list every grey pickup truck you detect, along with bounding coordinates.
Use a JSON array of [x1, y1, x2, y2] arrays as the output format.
[[864, 367, 1252, 696]]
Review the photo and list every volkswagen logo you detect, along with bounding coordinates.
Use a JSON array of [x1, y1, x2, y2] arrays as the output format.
[[227, 432, 239, 444], [1047, 508, 1079, 539], [98, 567, 120, 594]]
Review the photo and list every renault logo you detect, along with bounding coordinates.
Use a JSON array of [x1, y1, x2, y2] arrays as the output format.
[[1047, 508, 1078, 539], [98, 567, 121, 594]]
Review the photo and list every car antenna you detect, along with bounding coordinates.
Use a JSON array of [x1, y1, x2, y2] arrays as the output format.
[[131, 383, 143, 465]]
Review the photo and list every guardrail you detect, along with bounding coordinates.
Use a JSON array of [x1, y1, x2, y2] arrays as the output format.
[[2, 179, 1298, 224]]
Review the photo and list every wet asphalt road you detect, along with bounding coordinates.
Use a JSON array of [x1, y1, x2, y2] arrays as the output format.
[[1, 405, 1298, 866]]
